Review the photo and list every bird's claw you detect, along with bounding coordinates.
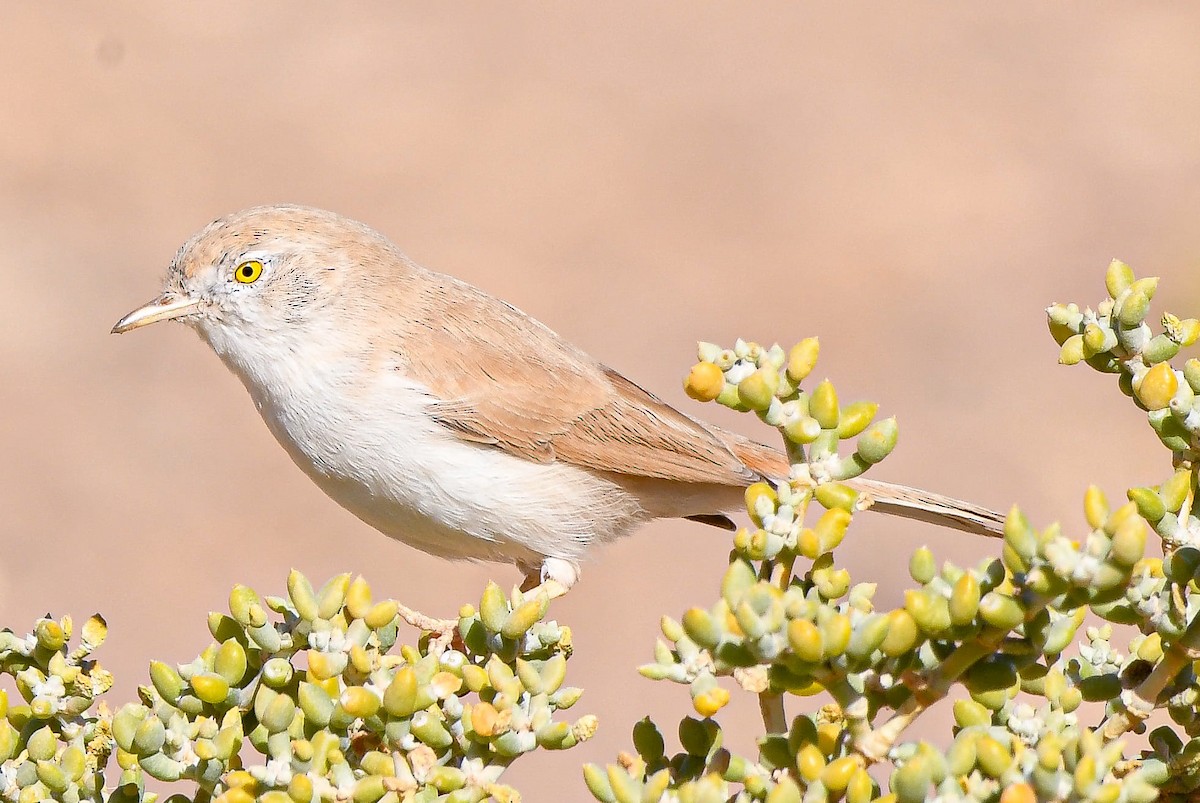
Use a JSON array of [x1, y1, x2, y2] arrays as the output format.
[[521, 579, 568, 604]]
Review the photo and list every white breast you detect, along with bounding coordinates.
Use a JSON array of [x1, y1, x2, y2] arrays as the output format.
[[198, 322, 647, 568]]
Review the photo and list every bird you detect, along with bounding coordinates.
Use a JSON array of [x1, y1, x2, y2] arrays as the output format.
[[112, 205, 1003, 631]]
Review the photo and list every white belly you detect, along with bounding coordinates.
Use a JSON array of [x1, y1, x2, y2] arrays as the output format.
[[220, 346, 647, 567]]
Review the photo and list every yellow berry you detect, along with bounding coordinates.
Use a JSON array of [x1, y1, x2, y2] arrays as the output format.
[[684, 361, 725, 402]]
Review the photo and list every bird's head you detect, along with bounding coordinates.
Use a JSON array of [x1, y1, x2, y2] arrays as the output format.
[[112, 205, 398, 361]]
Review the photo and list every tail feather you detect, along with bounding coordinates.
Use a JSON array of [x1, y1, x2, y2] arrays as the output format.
[[684, 513, 737, 530], [846, 477, 1005, 537], [716, 429, 1004, 538]]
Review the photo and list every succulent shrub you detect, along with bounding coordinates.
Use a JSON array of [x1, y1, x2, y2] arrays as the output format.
[[3, 261, 1198, 802], [586, 261, 1200, 803], [0, 576, 591, 802]]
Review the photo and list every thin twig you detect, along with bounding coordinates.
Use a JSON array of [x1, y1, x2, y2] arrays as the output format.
[[854, 598, 1050, 763], [759, 692, 788, 734], [1100, 644, 1188, 739], [854, 640, 989, 761]]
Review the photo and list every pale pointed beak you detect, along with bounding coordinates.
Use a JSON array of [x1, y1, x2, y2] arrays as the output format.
[[111, 294, 201, 334]]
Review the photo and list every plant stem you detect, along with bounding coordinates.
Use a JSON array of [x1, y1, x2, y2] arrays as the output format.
[[759, 691, 787, 734], [1100, 644, 1188, 739], [852, 618, 1038, 763], [853, 641, 987, 762]]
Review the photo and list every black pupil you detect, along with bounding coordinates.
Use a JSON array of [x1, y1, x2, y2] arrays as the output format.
[[242, 265, 253, 277]]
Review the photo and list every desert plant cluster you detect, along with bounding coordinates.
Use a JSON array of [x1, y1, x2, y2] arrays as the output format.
[[2, 263, 1197, 802]]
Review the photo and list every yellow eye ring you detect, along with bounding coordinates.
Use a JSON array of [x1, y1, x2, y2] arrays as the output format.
[[234, 260, 264, 284]]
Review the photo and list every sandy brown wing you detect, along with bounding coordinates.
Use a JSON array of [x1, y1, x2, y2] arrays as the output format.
[[408, 286, 755, 486], [555, 367, 758, 484], [427, 362, 757, 485]]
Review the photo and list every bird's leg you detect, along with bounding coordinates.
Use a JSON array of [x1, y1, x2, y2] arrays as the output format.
[[518, 570, 541, 594], [520, 558, 578, 603], [394, 602, 459, 653]]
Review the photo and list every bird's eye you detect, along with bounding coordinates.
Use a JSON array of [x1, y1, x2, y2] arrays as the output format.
[[234, 260, 264, 284]]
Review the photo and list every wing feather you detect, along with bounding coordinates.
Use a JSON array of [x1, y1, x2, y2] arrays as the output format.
[[402, 278, 754, 486]]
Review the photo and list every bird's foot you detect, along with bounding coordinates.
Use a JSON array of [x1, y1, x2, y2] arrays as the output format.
[[520, 579, 569, 603], [519, 557, 578, 603], [395, 602, 459, 654]]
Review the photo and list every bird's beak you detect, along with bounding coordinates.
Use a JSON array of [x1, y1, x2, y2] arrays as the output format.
[[111, 294, 200, 334]]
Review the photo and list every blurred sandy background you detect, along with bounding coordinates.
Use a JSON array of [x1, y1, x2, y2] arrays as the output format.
[[3, 4, 1200, 798]]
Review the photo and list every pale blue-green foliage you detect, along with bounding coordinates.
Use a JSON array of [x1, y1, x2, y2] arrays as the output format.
[[6, 263, 1200, 803], [0, 614, 113, 802], [587, 263, 1200, 803], [0, 573, 591, 802]]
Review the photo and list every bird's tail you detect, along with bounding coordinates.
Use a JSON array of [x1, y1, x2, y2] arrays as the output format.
[[717, 430, 1005, 538]]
